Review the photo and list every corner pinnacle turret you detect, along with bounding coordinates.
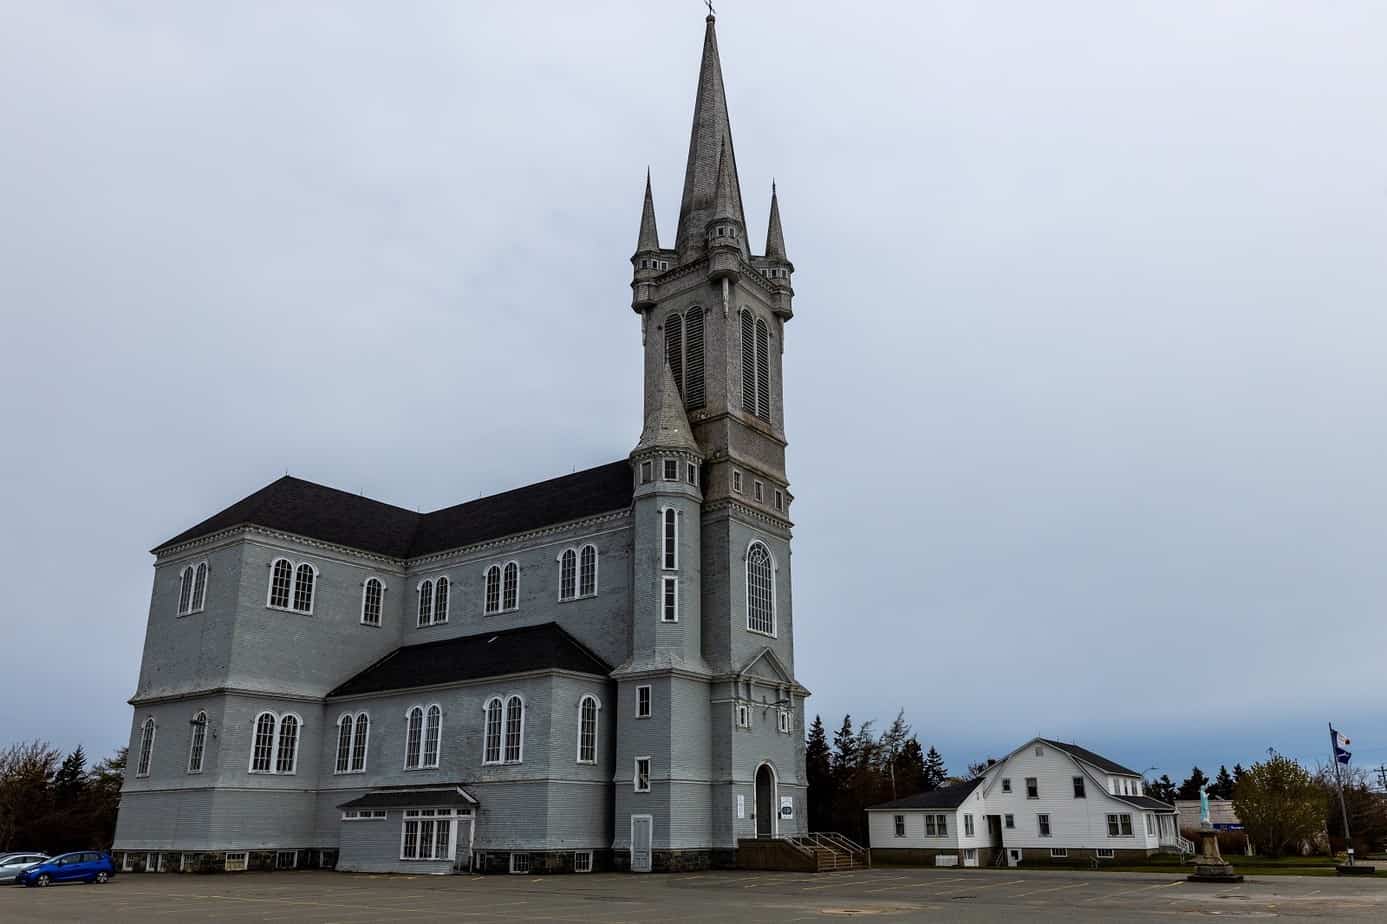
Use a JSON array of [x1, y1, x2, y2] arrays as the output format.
[[765, 181, 787, 261], [636, 168, 659, 253]]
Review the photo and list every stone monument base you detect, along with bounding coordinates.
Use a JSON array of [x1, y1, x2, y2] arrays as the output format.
[[1186, 827, 1244, 883]]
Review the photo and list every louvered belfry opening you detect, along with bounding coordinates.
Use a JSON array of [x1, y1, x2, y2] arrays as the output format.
[[740, 309, 756, 413], [754, 318, 770, 421], [683, 306, 705, 409], [665, 313, 684, 395]]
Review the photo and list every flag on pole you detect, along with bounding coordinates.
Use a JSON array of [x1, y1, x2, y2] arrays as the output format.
[[1331, 727, 1352, 765]]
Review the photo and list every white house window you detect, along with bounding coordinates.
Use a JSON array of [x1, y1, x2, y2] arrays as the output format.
[[1001, 778, 1012, 793], [509, 852, 531, 874], [178, 565, 194, 614], [746, 541, 775, 635], [579, 544, 597, 597], [736, 704, 750, 728], [187, 711, 206, 774], [342, 809, 387, 820], [559, 549, 577, 600], [405, 707, 424, 769], [1073, 776, 1086, 798], [1038, 814, 1051, 837], [250, 711, 300, 775], [1106, 813, 1134, 837], [936, 814, 948, 836], [577, 695, 599, 764], [224, 852, 248, 872], [483, 698, 503, 764], [925, 814, 936, 836], [336, 715, 354, 774], [351, 713, 369, 772], [1026, 777, 1038, 798], [362, 578, 384, 626], [964, 814, 975, 837], [136, 717, 155, 777], [1145, 813, 1154, 835], [663, 458, 678, 481], [504, 696, 524, 763], [1050, 848, 1068, 858], [662, 508, 678, 570], [894, 815, 906, 837], [1004, 814, 1014, 829], [484, 565, 502, 614], [636, 685, 651, 718], [275, 851, 296, 870], [401, 808, 456, 861], [634, 757, 651, 792], [1096, 848, 1115, 859], [422, 705, 442, 767], [573, 850, 593, 873], [662, 576, 678, 622], [502, 562, 518, 611]]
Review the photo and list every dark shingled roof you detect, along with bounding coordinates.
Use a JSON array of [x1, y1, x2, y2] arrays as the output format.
[[1113, 794, 1177, 812], [339, 786, 476, 810], [1039, 739, 1140, 776], [866, 777, 984, 812], [153, 460, 633, 558], [327, 623, 611, 698]]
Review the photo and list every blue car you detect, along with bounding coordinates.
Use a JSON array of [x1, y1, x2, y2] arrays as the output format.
[[15, 851, 115, 887]]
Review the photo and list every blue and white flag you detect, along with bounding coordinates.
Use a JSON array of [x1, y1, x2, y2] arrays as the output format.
[[1331, 727, 1352, 765]]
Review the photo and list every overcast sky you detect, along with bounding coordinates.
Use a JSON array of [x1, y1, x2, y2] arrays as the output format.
[[2, 1, 1384, 783]]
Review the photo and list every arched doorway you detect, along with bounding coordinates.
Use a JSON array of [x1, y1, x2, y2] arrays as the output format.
[[755, 763, 776, 838]]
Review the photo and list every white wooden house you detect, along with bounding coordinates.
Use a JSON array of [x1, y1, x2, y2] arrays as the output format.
[[867, 738, 1186, 866]]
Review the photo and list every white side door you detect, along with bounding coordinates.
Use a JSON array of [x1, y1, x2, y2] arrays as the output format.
[[630, 815, 653, 873]]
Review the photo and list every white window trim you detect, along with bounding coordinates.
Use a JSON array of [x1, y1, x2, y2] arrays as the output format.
[[351, 712, 370, 773], [335, 711, 370, 775], [484, 561, 522, 615], [557, 545, 600, 602], [248, 710, 303, 775], [744, 538, 778, 638], [186, 710, 206, 774], [634, 756, 652, 792], [1037, 814, 1051, 837], [509, 852, 530, 874], [404, 703, 442, 770], [177, 561, 210, 616], [573, 850, 593, 873], [736, 703, 750, 729], [224, 851, 248, 872], [733, 470, 744, 493], [360, 577, 385, 627], [1096, 848, 1115, 859], [502, 694, 526, 764], [894, 814, 906, 837], [777, 709, 791, 734], [342, 809, 388, 821], [661, 575, 679, 623], [635, 685, 651, 719], [399, 808, 461, 862], [481, 696, 504, 765], [265, 558, 318, 615], [557, 548, 578, 602], [136, 717, 156, 778], [659, 507, 679, 571], [753, 480, 764, 502], [1050, 848, 1069, 858], [575, 694, 601, 765], [275, 850, 297, 870], [964, 814, 975, 837]]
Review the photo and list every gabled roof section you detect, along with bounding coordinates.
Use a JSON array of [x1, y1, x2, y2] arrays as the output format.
[[867, 777, 984, 812], [327, 622, 612, 698], [736, 647, 794, 685], [338, 785, 477, 810], [1038, 739, 1140, 776], [153, 461, 634, 559], [1112, 794, 1177, 812]]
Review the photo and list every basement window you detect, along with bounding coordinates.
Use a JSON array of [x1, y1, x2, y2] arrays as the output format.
[[574, 850, 593, 873], [510, 853, 531, 874]]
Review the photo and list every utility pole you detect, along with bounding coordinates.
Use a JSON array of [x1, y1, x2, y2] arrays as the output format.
[[1376, 765, 1387, 792]]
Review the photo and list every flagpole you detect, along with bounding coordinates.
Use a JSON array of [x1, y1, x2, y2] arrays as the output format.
[[1330, 723, 1354, 866]]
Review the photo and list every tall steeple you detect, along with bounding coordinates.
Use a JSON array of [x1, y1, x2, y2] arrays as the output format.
[[765, 182, 787, 261], [636, 168, 660, 252], [674, 13, 745, 262]]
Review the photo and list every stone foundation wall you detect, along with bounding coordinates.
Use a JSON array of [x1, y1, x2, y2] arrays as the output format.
[[474, 849, 614, 875], [113, 848, 336, 873], [1016, 847, 1155, 864], [871, 847, 979, 867], [608, 848, 714, 873]]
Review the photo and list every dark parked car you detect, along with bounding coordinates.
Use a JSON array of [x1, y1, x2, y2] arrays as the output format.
[[15, 851, 115, 887]]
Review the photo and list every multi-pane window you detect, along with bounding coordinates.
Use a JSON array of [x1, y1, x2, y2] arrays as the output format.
[[275, 715, 299, 773], [778, 710, 791, 733], [733, 470, 743, 493], [686, 462, 698, 486], [178, 566, 195, 614], [662, 508, 677, 570], [417, 581, 433, 627], [502, 562, 518, 611], [351, 714, 368, 772], [422, 705, 441, 767], [1050, 848, 1068, 858], [191, 563, 208, 611], [251, 713, 276, 772], [401, 809, 455, 861], [250, 712, 300, 774], [484, 565, 502, 614], [483, 698, 503, 764], [663, 459, 678, 481], [559, 549, 577, 600], [362, 578, 384, 626], [1004, 814, 1015, 829], [1096, 848, 1115, 859], [187, 711, 206, 773], [292, 564, 315, 613], [1073, 776, 1086, 798], [636, 685, 651, 718], [736, 703, 750, 728], [894, 815, 906, 837], [923, 814, 947, 836], [1106, 813, 1134, 836], [746, 541, 775, 635], [574, 850, 593, 873], [964, 814, 975, 837], [1001, 778, 1012, 793], [662, 576, 678, 622], [417, 577, 448, 626], [634, 757, 651, 792], [405, 707, 424, 769], [579, 545, 597, 597], [577, 695, 598, 764], [504, 696, 523, 763], [666, 306, 705, 410], [269, 559, 293, 609], [1026, 777, 1038, 798], [739, 309, 771, 422], [925, 814, 936, 836], [336, 715, 354, 773], [1038, 814, 1051, 837], [136, 717, 155, 777]]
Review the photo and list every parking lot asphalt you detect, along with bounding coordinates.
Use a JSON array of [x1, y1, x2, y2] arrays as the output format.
[[2, 865, 1386, 922]]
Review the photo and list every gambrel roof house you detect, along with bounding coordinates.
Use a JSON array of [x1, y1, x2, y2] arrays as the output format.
[[867, 738, 1185, 867], [112, 12, 811, 877]]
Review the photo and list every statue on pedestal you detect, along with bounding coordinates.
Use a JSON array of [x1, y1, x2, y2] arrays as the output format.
[[1188, 783, 1243, 883]]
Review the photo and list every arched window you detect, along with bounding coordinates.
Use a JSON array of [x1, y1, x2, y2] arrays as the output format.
[[336, 715, 354, 774], [746, 541, 775, 636], [275, 715, 299, 774], [423, 705, 442, 767], [684, 306, 705, 409], [504, 696, 524, 763], [434, 577, 449, 623], [484, 565, 502, 615], [292, 563, 315, 613], [662, 508, 678, 570], [405, 707, 424, 769], [136, 717, 155, 777], [187, 711, 206, 774], [577, 695, 599, 764], [755, 318, 771, 420], [665, 312, 684, 395], [502, 562, 518, 611], [351, 713, 369, 772], [268, 559, 293, 609], [483, 698, 503, 764], [251, 712, 276, 772], [177, 566, 194, 615], [417, 580, 434, 627], [191, 562, 208, 612], [559, 549, 577, 601], [361, 578, 384, 627], [579, 544, 598, 597], [740, 309, 756, 413]]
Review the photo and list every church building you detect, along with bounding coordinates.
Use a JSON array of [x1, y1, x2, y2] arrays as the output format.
[[113, 13, 809, 875]]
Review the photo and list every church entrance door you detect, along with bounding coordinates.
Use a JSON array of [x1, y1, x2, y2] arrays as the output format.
[[755, 764, 776, 838], [630, 815, 652, 872]]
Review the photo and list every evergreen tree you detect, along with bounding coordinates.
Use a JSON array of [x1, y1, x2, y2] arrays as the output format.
[[805, 716, 833, 831], [877, 711, 911, 801], [832, 715, 857, 776], [893, 737, 926, 798], [1232, 764, 1246, 785], [1177, 766, 1209, 801], [1212, 765, 1235, 800], [1146, 774, 1178, 804], [53, 746, 87, 801], [922, 747, 948, 791]]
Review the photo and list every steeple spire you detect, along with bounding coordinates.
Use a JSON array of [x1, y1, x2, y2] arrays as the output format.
[[636, 168, 660, 252], [765, 181, 787, 260], [674, 13, 745, 261]]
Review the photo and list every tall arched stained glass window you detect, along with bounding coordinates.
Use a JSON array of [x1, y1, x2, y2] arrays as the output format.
[[746, 541, 775, 636]]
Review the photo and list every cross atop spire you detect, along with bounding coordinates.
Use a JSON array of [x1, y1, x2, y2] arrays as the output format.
[[674, 12, 745, 262]]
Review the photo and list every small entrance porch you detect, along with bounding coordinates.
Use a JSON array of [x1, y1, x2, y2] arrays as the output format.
[[335, 784, 477, 874]]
